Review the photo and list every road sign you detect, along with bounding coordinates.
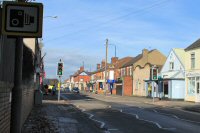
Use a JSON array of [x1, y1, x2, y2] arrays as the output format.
[[1, 1, 43, 37]]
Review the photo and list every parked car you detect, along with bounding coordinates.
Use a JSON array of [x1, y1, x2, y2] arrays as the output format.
[[64, 87, 70, 92], [72, 87, 79, 93]]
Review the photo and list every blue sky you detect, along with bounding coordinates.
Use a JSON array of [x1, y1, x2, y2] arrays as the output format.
[[37, 0, 200, 80]]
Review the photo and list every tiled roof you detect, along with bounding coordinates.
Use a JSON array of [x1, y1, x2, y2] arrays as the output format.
[[121, 54, 142, 68], [185, 39, 200, 51], [114, 56, 134, 69], [173, 48, 185, 67]]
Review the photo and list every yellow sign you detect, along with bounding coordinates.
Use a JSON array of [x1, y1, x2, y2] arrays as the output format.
[[57, 83, 60, 90]]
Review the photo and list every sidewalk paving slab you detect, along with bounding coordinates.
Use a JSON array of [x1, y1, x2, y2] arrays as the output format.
[[22, 94, 103, 133]]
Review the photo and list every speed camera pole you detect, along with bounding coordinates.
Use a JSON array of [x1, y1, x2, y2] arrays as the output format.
[[11, 37, 23, 133], [10, 0, 24, 133]]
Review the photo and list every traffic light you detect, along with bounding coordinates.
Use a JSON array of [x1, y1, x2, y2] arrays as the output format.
[[151, 68, 158, 80], [57, 62, 63, 76]]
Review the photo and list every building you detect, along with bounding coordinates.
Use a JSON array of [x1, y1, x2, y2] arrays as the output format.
[[120, 49, 166, 97], [185, 39, 200, 102], [72, 66, 91, 91], [112, 57, 134, 95], [161, 48, 185, 99]]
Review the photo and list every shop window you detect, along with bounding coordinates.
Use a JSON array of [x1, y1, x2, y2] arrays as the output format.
[[188, 77, 195, 95], [191, 53, 195, 69]]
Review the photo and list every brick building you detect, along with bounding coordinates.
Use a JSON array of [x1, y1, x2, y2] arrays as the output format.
[[72, 66, 91, 91]]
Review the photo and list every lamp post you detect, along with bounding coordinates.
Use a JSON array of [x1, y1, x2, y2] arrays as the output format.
[[109, 44, 117, 57], [44, 15, 58, 19]]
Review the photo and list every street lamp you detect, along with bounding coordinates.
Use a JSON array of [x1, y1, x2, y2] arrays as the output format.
[[109, 44, 117, 57], [44, 16, 58, 19]]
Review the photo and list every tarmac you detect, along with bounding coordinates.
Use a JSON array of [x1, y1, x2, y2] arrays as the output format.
[[22, 92, 200, 133], [83, 91, 200, 113]]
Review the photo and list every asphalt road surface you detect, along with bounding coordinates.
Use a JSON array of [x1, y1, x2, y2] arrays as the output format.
[[61, 92, 200, 133]]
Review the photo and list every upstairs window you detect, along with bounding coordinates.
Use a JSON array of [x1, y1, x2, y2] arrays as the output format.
[[191, 53, 195, 69], [169, 62, 174, 70]]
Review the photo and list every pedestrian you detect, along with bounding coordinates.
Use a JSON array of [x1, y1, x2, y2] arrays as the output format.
[[148, 84, 152, 97], [44, 84, 48, 95], [52, 85, 56, 95]]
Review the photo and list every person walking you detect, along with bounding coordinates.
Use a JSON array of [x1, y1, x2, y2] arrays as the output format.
[[52, 85, 56, 95]]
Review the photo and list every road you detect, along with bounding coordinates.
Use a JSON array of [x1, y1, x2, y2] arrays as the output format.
[[61, 92, 200, 133]]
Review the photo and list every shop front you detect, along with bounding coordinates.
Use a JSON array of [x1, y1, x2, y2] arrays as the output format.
[[185, 72, 200, 102]]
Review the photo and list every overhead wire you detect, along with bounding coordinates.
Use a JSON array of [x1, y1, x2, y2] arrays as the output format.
[[44, 0, 171, 43]]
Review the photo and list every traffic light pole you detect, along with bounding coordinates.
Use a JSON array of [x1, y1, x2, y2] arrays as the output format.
[[58, 77, 60, 101]]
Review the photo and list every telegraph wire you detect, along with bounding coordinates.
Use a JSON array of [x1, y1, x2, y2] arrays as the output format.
[[44, 0, 171, 43]]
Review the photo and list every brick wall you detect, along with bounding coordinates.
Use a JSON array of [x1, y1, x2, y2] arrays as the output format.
[[0, 82, 13, 133], [123, 76, 133, 96], [21, 85, 35, 128]]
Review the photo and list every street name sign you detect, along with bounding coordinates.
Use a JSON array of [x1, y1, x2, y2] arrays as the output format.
[[2, 1, 43, 37]]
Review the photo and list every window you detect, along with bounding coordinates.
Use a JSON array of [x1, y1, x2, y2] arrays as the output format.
[[191, 53, 195, 69], [188, 77, 195, 95], [130, 67, 132, 76], [197, 77, 200, 94], [169, 62, 174, 70]]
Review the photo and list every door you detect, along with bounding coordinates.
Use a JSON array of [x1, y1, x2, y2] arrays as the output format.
[[163, 81, 169, 98], [196, 77, 200, 102], [116, 84, 122, 96]]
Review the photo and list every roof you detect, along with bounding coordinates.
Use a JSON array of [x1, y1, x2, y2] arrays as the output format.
[[185, 39, 200, 51], [173, 48, 185, 67], [121, 54, 142, 68], [72, 70, 91, 77], [114, 57, 134, 69]]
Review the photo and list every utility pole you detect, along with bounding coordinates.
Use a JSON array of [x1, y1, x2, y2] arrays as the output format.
[[104, 39, 108, 95]]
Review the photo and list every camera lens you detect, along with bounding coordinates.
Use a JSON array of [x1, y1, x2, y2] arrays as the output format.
[[11, 19, 20, 26]]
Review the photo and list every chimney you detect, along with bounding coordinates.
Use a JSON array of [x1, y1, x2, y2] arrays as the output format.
[[80, 66, 84, 72], [111, 57, 118, 64], [142, 49, 148, 57], [101, 60, 105, 68], [97, 64, 101, 70]]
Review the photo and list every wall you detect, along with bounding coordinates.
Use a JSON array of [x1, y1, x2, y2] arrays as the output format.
[[123, 76, 133, 96], [133, 64, 150, 96], [0, 35, 16, 133], [161, 50, 184, 73], [185, 48, 200, 102], [171, 80, 185, 99], [0, 82, 13, 133], [21, 85, 35, 127]]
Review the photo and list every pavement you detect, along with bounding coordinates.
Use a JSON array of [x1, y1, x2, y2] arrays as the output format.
[[22, 94, 103, 133]]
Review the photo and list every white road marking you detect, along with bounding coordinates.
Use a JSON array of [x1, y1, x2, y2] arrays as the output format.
[[108, 128, 119, 131], [153, 109, 200, 124], [78, 107, 106, 129], [116, 108, 176, 130]]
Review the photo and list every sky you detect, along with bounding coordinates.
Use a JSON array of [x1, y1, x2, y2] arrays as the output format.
[[36, 0, 200, 80]]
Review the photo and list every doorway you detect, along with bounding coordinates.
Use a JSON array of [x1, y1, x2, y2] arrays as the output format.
[[196, 77, 200, 102], [163, 81, 169, 98]]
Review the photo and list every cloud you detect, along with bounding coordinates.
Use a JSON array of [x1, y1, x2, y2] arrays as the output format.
[[43, 48, 102, 79]]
